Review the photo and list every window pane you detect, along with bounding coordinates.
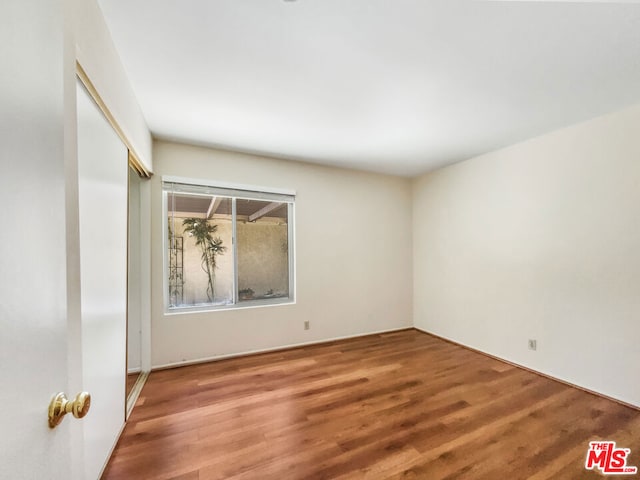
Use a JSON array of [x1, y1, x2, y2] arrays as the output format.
[[168, 193, 233, 307], [236, 199, 289, 302], [164, 179, 295, 312]]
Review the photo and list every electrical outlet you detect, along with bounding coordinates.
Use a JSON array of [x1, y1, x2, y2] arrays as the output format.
[[304, 320, 310, 330], [528, 339, 537, 351]]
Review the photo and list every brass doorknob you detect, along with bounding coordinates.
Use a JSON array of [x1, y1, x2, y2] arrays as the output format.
[[48, 392, 91, 428]]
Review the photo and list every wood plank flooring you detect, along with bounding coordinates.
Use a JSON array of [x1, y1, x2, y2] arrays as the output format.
[[102, 329, 640, 480]]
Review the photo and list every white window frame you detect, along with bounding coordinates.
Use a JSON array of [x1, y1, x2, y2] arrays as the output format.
[[163, 176, 296, 314]]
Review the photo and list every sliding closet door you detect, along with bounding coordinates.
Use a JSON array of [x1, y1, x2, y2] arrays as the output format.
[[76, 78, 128, 479]]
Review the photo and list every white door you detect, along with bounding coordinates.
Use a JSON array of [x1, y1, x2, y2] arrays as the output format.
[[76, 79, 128, 479], [0, 4, 129, 478], [0, 0, 73, 478]]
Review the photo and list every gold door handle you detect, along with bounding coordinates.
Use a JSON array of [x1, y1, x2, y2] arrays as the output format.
[[48, 392, 91, 428]]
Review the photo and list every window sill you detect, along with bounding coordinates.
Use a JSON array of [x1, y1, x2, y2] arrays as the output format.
[[164, 297, 295, 316]]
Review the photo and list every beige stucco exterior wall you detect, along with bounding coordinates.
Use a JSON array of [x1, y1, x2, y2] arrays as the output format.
[[237, 222, 289, 298]]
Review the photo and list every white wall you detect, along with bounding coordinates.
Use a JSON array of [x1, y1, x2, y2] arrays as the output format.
[[73, 0, 152, 172], [139, 179, 153, 374], [128, 171, 142, 372], [413, 103, 640, 407], [151, 141, 413, 367]]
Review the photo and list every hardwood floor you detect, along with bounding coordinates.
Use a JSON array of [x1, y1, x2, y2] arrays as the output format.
[[102, 329, 640, 480]]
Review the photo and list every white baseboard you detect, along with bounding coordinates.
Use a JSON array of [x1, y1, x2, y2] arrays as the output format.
[[413, 326, 639, 411], [152, 325, 413, 371], [126, 371, 149, 419]]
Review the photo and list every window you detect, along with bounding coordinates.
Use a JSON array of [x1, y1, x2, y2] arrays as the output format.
[[163, 178, 295, 311]]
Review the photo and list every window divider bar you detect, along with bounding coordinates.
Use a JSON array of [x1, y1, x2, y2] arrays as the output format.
[[232, 197, 239, 305], [288, 202, 295, 302]]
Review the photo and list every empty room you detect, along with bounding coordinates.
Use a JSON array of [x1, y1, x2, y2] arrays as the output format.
[[2, 1, 639, 479]]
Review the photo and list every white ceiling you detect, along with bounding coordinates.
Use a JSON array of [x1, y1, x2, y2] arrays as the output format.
[[98, 0, 640, 176]]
